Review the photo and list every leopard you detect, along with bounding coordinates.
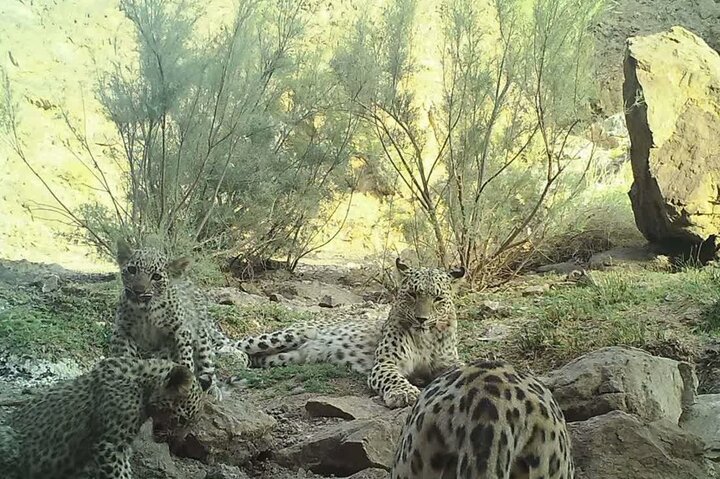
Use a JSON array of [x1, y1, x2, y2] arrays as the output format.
[[391, 359, 574, 479], [0, 356, 203, 479], [237, 257, 465, 409], [110, 239, 249, 400]]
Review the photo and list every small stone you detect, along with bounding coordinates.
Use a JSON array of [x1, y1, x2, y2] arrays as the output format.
[[348, 468, 390, 479], [239, 282, 263, 296], [521, 285, 549, 296], [205, 464, 250, 479], [318, 295, 336, 308], [268, 293, 285, 302], [537, 261, 582, 275], [41, 275, 60, 293]]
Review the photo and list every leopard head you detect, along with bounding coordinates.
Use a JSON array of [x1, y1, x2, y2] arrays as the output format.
[[147, 364, 203, 444], [394, 257, 465, 329], [116, 239, 191, 305]]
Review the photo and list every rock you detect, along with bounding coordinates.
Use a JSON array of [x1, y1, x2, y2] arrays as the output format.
[[680, 394, 720, 460], [602, 112, 629, 138], [521, 284, 549, 296], [588, 246, 657, 270], [206, 287, 266, 306], [543, 346, 697, 423], [305, 396, 390, 420], [205, 464, 251, 479], [564, 269, 596, 287], [131, 422, 185, 479], [570, 411, 714, 479], [239, 282, 264, 297], [268, 293, 285, 303], [347, 468, 390, 479], [362, 290, 390, 303], [537, 261, 582, 275], [0, 355, 84, 388], [475, 300, 509, 318], [292, 280, 363, 306], [173, 391, 276, 466], [41, 274, 60, 293], [275, 408, 409, 476], [624, 26, 720, 259], [318, 295, 336, 308]]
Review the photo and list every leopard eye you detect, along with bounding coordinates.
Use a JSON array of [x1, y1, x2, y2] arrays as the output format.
[[126, 266, 137, 275], [152, 273, 162, 281]]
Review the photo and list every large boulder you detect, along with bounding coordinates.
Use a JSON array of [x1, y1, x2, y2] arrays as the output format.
[[172, 391, 277, 466], [570, 411, 715, 479], [624, 26, 720, 259], [542, 346, 697, 423], [680, 394, 720, 460]]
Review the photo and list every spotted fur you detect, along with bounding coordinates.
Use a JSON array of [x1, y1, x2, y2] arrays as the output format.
[[0, 357, 203, 479], [392, 360, 574, 479], [110, 240, 249, 400], [368, 258, 465, 408], [238, 258, 465, 409]]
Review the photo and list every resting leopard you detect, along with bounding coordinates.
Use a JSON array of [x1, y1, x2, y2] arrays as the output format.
[[110, 240, 249, 400], [0, 357, 203, 479], [238, 258, 465, 408], [392, 359, 574, 479]]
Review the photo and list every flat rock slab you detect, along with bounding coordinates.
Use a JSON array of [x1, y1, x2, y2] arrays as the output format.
[[275, 408, 409, 476], [305, 396, 390, 420]]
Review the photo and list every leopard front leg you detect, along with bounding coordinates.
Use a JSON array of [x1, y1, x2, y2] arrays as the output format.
[[195, 328, 223, 401], [109, 326, 138, 358], [368, 336, 421, 409], [369, 361, 421, 409], [173, 327, 201, 380]]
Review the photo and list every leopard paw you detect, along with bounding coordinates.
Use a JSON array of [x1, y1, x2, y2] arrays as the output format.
[[383, 386, 421, 409]]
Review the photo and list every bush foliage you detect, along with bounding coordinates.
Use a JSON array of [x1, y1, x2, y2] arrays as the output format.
[[3, 0, 608, 282]]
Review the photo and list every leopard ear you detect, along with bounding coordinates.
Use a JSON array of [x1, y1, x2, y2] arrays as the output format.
[[395, 257, 410, 275], [448, 266, 466, 280], [116, 239, 132, 266], [167, 256, 192, 277], [164, 365, 193, 393]]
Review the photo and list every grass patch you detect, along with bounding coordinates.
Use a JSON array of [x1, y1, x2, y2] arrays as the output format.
[[210, 302, 316, 338], [458, 266, 720, 371], [230, 363, 365, 395], [0, 280, 117, 362]]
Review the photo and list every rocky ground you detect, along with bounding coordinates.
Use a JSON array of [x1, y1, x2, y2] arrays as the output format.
[[2, 246, 720, 478]]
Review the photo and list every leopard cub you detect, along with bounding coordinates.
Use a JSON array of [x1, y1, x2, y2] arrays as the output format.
[[111, 239, 249, 400], [0, 357, 203, 479]]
